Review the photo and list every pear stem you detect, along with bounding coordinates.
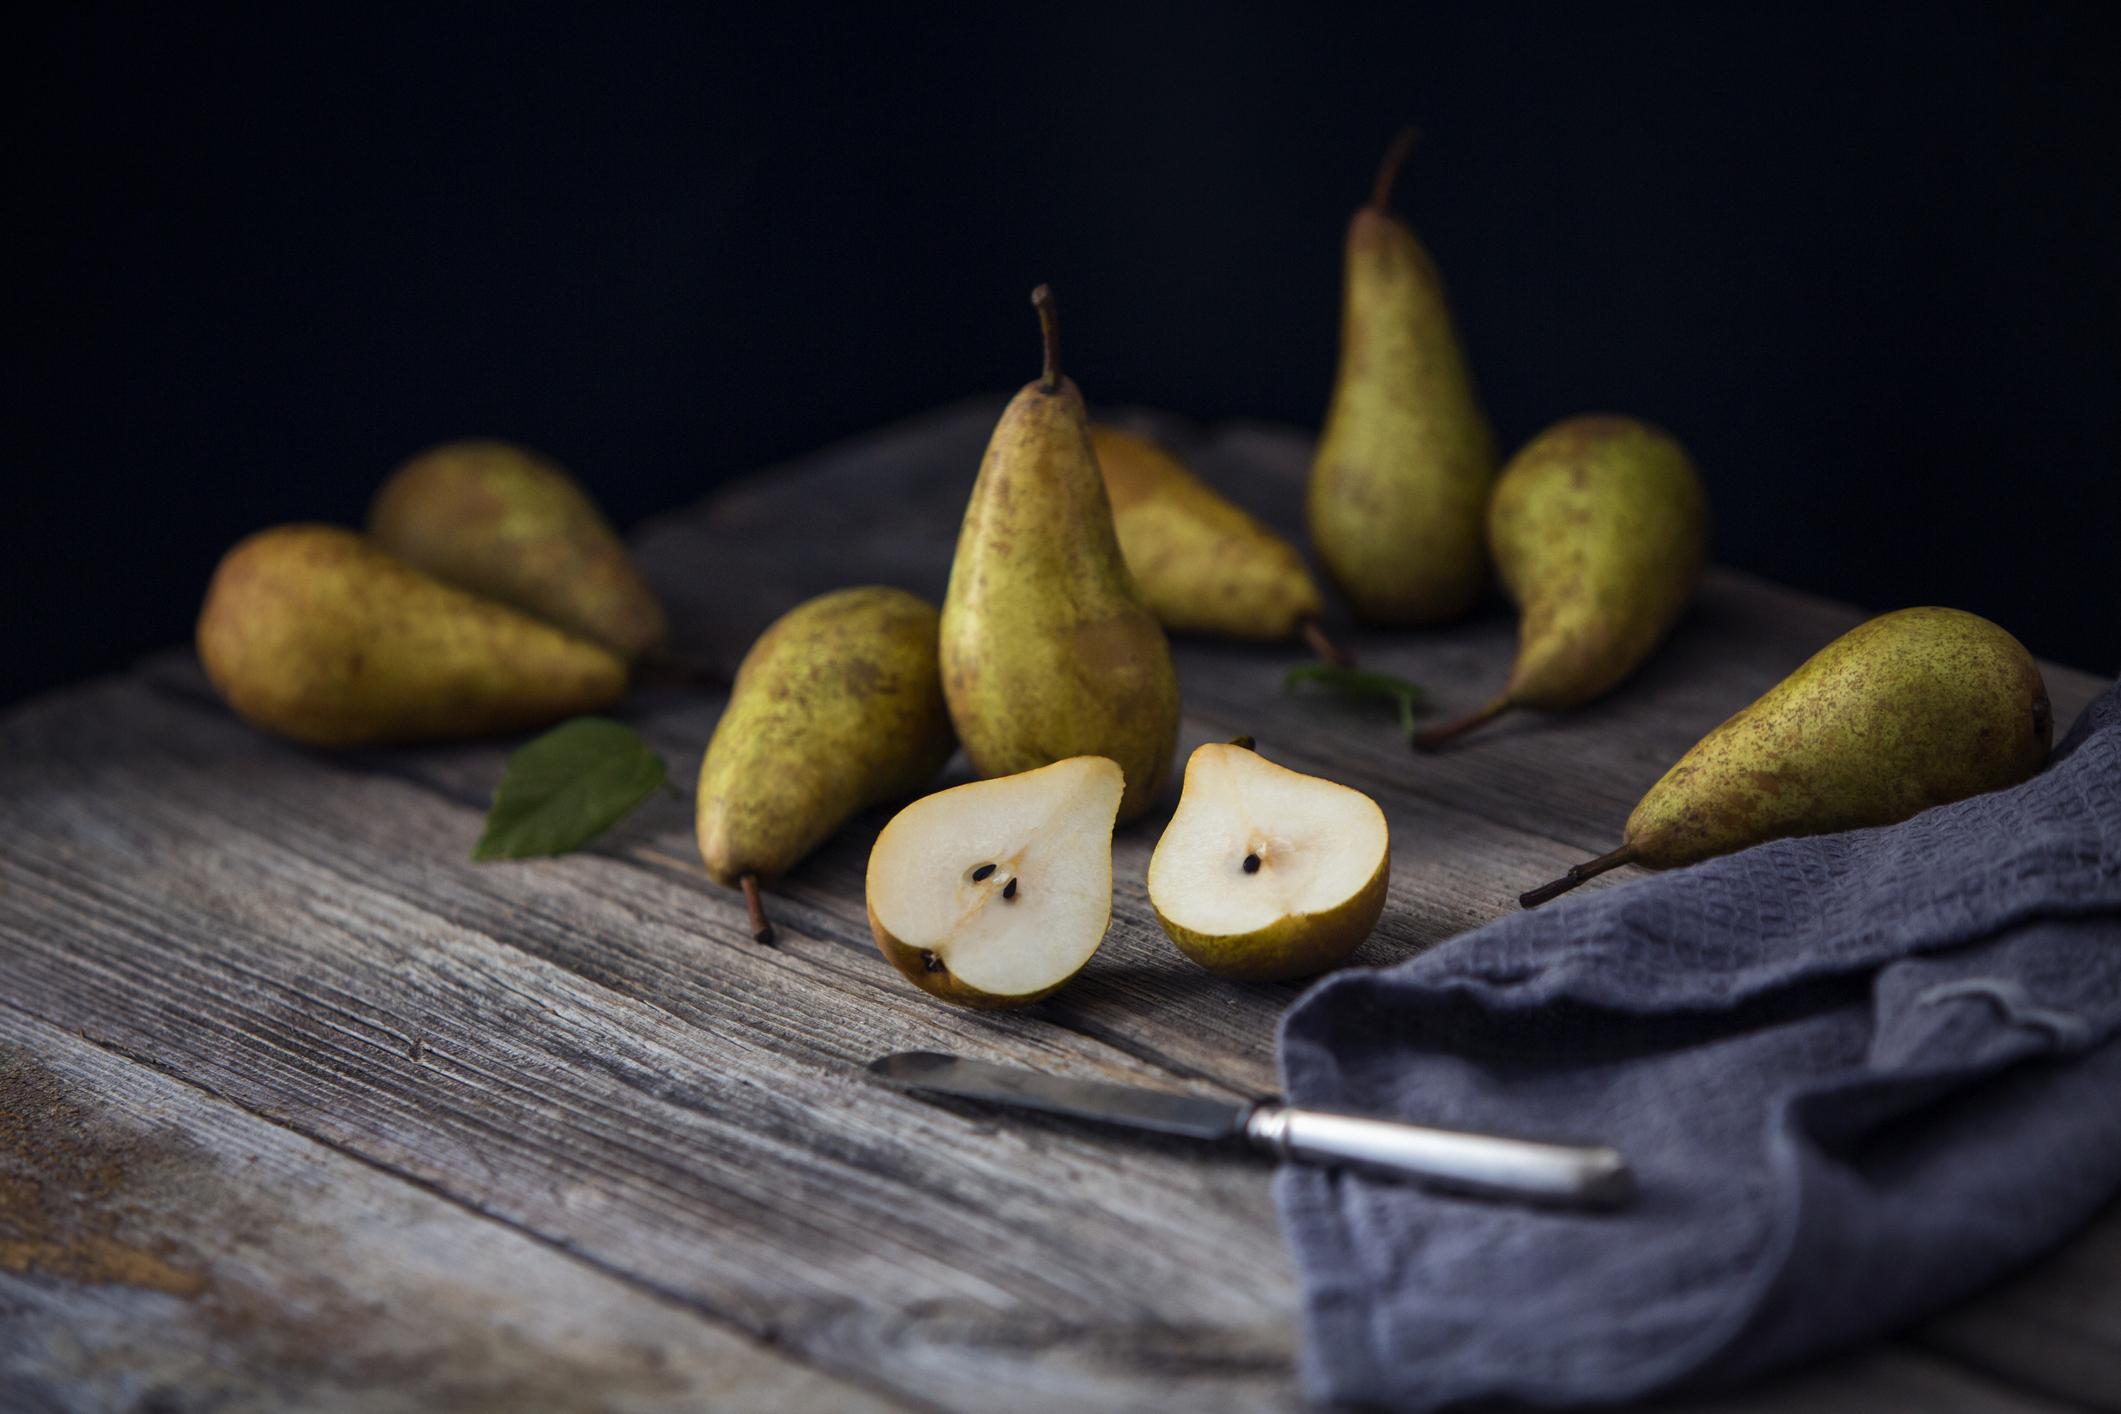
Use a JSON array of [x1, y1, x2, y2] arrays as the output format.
[[1370, 127, 1420, 211], [1299, 618, 1357, 668], [1031, 284, 1061, 393], [1519, 844, 1638, 909], [1412, 694, 1511, 751], [740, 874, 775, 945]]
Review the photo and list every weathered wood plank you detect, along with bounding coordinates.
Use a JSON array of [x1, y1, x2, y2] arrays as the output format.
[[0, 1008, 896, 1414], [0, 681, 1301, 1412]]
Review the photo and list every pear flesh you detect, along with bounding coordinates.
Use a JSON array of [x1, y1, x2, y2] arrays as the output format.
[[370, 439, 668, 662], [1523, 607, 2053, 906], [940, 289, 1181, 823], [1418, 414, 1707, 747], [1148, 743, 1390, 982], [197, 525, 627, 747], [867, 756, 1123, 1008], [1308, 133, 1497, 625], [696, 587, 955, 917], [1091, 425, 1326, 643]]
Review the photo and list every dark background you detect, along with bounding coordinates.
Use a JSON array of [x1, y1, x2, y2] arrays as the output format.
[[15, 3, 2119, 706]]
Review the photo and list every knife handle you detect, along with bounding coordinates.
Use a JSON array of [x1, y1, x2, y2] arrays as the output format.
[[1244, 1103, 1633, 1209]]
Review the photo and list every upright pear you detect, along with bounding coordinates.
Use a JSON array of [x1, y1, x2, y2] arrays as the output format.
[[1308, 131, 1497, 625], [1416, 415, 1707, 748], [1522, 608, 2052, 906], [370, 440, 667, 661], [940, 288, 1181, 823], [1091, 426, 1347, 662], [198, 525, 627, 747], [697, 586, 956, 941]]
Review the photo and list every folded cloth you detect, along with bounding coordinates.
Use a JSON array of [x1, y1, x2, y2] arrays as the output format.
[[1276, 677, 2121, 1410]]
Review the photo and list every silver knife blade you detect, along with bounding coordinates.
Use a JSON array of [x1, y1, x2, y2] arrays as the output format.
[[868, 1051, 1249, 1140]]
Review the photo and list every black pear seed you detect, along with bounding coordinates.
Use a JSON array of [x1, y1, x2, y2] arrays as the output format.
[[1002, 877, 1019, 901], [971, 863, 996, 881], [1242, 853, 1262, 874]]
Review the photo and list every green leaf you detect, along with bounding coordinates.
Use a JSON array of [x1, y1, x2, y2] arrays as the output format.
[[473, 718, 668, 861], [1283, 663, 1430, 743]]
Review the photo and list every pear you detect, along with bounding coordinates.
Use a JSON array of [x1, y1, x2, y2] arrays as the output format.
[[940, 287, 1181, 823], [1090, 425, 1349, 663], [697, 586, 955, 942], [1308, 130, 1497, 625], [1148, 741, 1389, 982], [197, 525, 627, 747], [1416, 415, 1708, 749], [369, 439, 667, 661], [866, 756, 1123, 1008], [1522, 608, 2053, 907]]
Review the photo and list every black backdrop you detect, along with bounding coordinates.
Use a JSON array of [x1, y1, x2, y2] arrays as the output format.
[[16, 3, 2120, 706]]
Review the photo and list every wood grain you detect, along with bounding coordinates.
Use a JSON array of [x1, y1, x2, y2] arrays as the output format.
[[3, 400, 2112, 1410]]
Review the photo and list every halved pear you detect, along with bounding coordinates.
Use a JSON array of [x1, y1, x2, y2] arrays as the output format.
[[866, 757, 1123, 1009], [1147, 743, 1389, 981]]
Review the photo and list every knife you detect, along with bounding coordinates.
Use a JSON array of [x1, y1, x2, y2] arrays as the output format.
[[869, 1051, 1633, 1209]]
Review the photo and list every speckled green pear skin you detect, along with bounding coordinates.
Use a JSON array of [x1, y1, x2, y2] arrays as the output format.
[[1092, 425, 1325, 641], [1491, 415, 1708, 708], [1308, 169, 1496, 625], [696, 587, 955, 888], [940, 377, 1181, 824], [370, 440, 668, 661], [197, 525, 628, 748], [1626, 607, 2052, 868]]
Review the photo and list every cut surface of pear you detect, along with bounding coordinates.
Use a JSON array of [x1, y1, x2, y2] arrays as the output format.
[[1148, 743, 1389, 982], [867, 757, 1122, 1008]]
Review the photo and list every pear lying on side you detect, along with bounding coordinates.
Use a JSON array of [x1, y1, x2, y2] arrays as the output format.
[[1416, 415, 1708, 749], [1091, 426, 1346, 662], [198, 525, 627, 747], [1308, 130, 1497, 625], [940, 288, 1181, 823], [867, 756, 1123, 1008], [370, 439, 667, 661], [1522, 607, 2052, 907], [697, 586, 955, 942], [1148, 741, 1389, 982]]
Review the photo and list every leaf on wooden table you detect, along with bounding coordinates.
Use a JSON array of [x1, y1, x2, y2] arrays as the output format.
[[1282, 664, 1429, 744], [474, 718, 668, 861]]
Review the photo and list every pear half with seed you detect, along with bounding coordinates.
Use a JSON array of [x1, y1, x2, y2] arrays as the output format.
[[1148, 743, 1389, 981], [866, 757, 1123, 1008]]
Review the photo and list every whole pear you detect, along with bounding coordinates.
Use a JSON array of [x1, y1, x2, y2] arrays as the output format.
[[198, 525, 627, 747], [1522, 608, 2053, 906], [1308, 131, 1497, 625], [940, 288, 1181, 823], [1416, 415, 1707, 748], [370, 439, 667, 661], [697, 586, 955, 940], [1091, 425, 1345, 659]]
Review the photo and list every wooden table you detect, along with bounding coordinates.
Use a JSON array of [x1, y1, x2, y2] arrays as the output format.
[[3, 403, 2113, 1413]]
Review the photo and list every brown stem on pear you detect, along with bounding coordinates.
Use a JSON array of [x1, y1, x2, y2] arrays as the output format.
[[1031, 284, 1061, 393], [1519, 844, 1638, 909], [1299, 617, 1357, 668], [739, 874, 775, 944], [1227, 735, 1257, 751], [1412, 694, 1511, 752], [1370, 127, 1421, 211]]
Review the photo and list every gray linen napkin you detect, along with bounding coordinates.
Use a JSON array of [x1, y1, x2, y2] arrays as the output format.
[[1275, 678, 2121, 1409]]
